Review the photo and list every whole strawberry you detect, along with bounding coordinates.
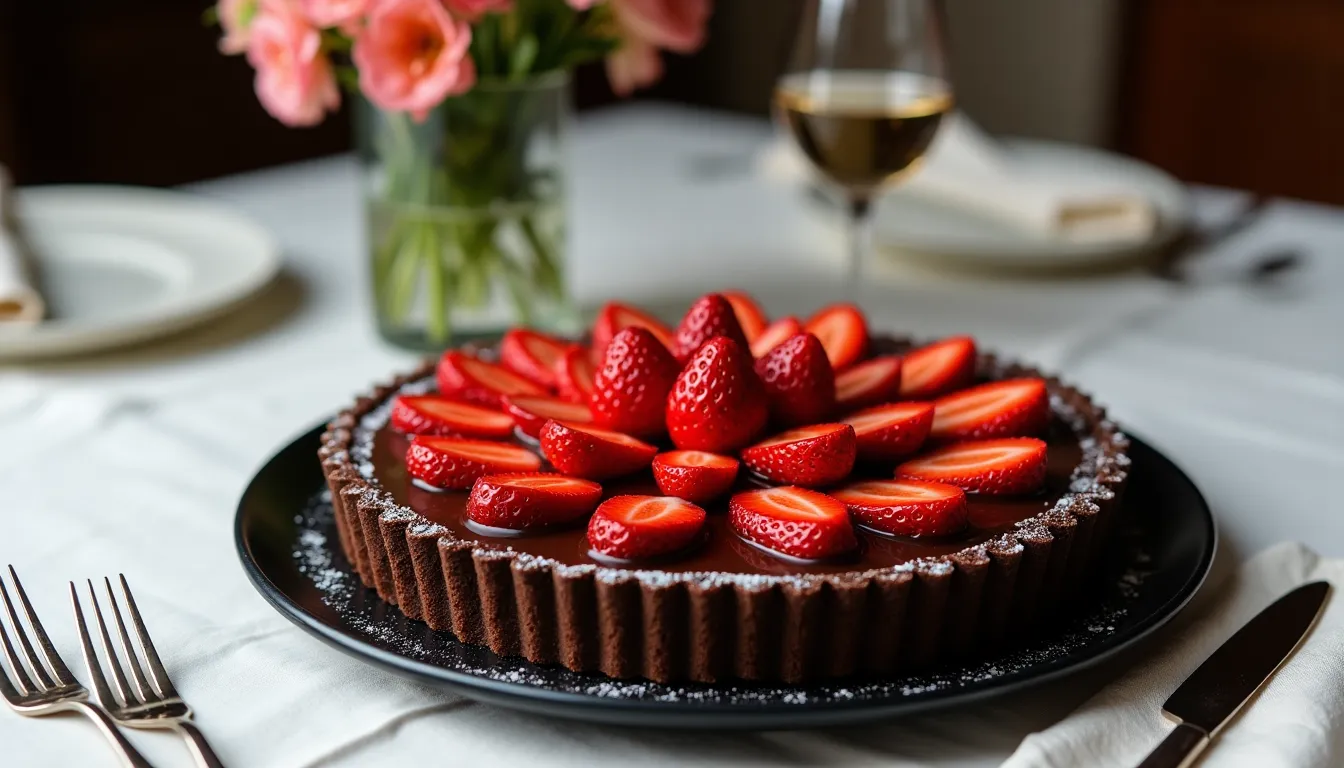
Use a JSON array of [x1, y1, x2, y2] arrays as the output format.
[[671, 293, 751, 363], [590, 327, 682, 438], [754, 332, 836, 427], [665, 336, 768, 453]]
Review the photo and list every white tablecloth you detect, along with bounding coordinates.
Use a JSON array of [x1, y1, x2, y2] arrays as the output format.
[[2, 104, 1342, 767]]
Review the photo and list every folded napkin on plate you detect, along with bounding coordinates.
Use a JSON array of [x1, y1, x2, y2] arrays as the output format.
[[1005, 541, 1343, 768], [758, 113, 1158, 244], [0, 165, 45, 324]]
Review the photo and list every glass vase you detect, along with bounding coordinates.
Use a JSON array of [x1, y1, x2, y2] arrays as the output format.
[[357, 72, 575, 351]]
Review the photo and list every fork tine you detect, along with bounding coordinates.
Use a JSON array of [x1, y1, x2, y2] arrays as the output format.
[[118, 575, 178, 699], [84, 579, 140, 707], [0, 570, 54, 690], [7, 566, 76, 686], [0, 649, 22, 701], [0, 584, 35, 696], [70, 582, 118, 708], [102, 577, 155, 702]]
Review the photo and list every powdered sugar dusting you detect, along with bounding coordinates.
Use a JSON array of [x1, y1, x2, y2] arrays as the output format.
[[288, 490, 1160, 707], [293, 491, 356, 603]]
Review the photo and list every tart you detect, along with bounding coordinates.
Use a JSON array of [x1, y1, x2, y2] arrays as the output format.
[[319, 295, 1129, 685]]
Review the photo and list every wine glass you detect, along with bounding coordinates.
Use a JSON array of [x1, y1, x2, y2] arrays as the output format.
[[776, 0, 953, 297]]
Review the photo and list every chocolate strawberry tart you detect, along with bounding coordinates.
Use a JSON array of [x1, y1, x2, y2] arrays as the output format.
[[320, 292, 1129, 685]]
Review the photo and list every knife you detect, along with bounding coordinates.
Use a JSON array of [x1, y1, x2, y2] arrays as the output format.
[[1136, 580, 1331, 768]]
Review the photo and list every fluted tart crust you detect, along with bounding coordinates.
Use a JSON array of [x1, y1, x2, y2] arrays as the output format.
[[318, 338, 1129, 684]]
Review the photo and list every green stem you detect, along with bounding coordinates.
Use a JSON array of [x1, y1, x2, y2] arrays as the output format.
[[384, 226, 425, 324], [424, 222, 448, 343], [520, 215, 562, 299], [492, 241, 534, 325]]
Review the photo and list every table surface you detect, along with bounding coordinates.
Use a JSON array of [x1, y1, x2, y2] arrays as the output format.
[[3, 103, 1341, 767]]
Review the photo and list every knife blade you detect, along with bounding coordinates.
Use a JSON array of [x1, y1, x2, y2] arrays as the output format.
[[1137, 580, 1331, 768]]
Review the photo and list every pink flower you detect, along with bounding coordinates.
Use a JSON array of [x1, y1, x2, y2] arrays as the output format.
[[301, 0, 370, 27], [246, 0, 341, 126], [218, 0, 260, 54], [565, 0, 602, 9], [605, 0, 711, 94], [440, 0, 512, 20], [613, 0, 710, 54], [605, 37, 662, 97], [353, 0, 476, 121]]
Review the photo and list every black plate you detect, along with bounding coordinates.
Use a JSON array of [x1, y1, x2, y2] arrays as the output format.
[[235, 423, 1215, 729]]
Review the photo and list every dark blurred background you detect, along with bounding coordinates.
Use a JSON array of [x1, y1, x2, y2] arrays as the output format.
[[3, 0, 1342, 204]]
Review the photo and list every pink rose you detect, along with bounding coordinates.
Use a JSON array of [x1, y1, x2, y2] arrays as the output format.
[[353, 0, 476, 121], [440, 0, 512, 20], [612, 0, 710, 54], [246, 0, 341, 126], [218, 0, 260, 54], [301, 0, 370, 27], [605, 37, 662, 97]]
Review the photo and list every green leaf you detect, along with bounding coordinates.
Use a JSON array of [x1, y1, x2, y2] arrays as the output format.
[[558, 37, 621, 68], [510, 34, 539, 78], [335, 66, 360, 93], [321, 29, 353, 54]]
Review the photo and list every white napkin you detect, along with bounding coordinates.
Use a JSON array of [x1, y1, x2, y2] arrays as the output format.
[[758, 113, 1158, 244], [1005, 541, 1344, 768], [0, 166, 45, 323], [902, 115, 1158, 243]]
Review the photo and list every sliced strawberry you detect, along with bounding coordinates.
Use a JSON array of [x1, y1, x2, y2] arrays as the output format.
[[553, 346, 596, 403], [835, 356, 904, 411], [466, 473, 603, 530], [842, 401, 934, 463], [587, 495, 707, 560], [740, 423, 857, 488], [665, 336, 769, 453], [590, 326, 681, 438], [832, 479, 968, 537], [804, 304, 868, 371], [502, 395, 592, 439], [931, 378, 1049, 441], [539, 420, 658, 480], [895, 437, 1047, 495], [899, 336, 977, 399], [592, 301, 675, 360], [437, 351, 547, 407], [671, 293, 751, 363], [499, 328, 570, 388], [390, 395, 516, 438], [406, 436, 543, 490], [652, 450, 740, 504], [750, 316, 803, 358], [754, 332, 836, 427], [729, 486, 857, 559], [722, 290, 769, 342]]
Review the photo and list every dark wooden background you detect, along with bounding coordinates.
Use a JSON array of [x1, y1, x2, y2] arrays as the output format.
[[2, 0, 1341, 204]]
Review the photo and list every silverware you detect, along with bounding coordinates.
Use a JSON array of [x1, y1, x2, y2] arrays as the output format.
[[73, 575, 225, 768], [0, 566, 153, 768], [1136, 580, 1331, 768]]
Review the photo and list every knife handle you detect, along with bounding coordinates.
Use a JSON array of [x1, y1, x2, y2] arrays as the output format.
[[1136, 722, 1210, 768]]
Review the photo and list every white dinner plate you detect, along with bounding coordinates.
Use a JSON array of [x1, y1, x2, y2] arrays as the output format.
[[0, 185, 280, 360], [874, 139, 1191, 270]]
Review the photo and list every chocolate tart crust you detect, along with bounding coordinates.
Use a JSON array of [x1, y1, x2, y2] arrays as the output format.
[[319, 340, 1130, 684]]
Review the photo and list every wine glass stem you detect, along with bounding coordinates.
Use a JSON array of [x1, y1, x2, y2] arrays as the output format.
[[846, 196, 873, 301]]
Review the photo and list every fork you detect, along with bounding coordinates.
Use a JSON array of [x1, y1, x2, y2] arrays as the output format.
[[0, 566, 152, 768], [73, 575, 225, 768]]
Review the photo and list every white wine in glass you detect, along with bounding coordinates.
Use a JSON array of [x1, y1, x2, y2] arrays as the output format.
[[776, 0, 953, 296]]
